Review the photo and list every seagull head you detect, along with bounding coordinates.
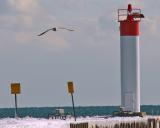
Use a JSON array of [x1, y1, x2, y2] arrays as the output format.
[[52, 28, 57, 31]]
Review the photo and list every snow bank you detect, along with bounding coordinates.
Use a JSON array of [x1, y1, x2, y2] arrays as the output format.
[[0, 116, 158, 128]]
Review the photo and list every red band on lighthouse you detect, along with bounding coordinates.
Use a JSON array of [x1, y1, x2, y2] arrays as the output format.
[[118, 4, 144, 36], [120, 21, 139, 36]]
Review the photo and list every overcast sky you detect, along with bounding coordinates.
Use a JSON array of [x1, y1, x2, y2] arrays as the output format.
[[0, 0, 160, 108]]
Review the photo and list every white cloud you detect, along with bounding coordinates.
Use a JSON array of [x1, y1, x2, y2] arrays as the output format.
[[37, 33, 70, 52], [125, 0, 144, 9], [142, 17, 160, 36], [15, 32, 32, 44], [0, 15, 17, 28], [0, 14, 33, 29], [8, 0, 38, 13], [6, 0, 40, 28], [0, 0, 68, 51]]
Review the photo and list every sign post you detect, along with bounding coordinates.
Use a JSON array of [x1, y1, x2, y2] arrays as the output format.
[[11, 83, 21, 118], [67, 81, 76, 121]]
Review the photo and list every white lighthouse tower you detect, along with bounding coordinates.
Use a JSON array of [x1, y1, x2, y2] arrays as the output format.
[[118, 4, 144, 112]]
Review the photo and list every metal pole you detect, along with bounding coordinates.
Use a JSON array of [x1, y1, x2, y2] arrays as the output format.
[[15, 94, 18, 118], [71, 93, 76, 121]]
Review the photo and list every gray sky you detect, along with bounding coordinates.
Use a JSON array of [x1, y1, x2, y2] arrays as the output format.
[[0, 0, 160, 108]]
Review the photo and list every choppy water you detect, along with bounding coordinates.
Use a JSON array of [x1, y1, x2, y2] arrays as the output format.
[[0, 105, 159, 118]]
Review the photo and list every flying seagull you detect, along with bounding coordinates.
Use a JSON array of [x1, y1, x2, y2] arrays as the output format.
[[38, 27, 74, 36]]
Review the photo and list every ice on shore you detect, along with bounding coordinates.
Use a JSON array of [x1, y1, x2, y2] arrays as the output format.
[[0, 116, 156, 128]]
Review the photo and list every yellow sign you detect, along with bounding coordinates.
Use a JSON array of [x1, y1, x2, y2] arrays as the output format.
[[67, 81, 74, 93], [11, 83, 21, 94]]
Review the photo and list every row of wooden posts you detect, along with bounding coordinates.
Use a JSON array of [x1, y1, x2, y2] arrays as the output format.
[[70, 118, 160, 128]]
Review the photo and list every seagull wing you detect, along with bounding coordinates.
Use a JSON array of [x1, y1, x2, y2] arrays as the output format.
[[38, 29, 52, 36], [58, 27, 74, 31]]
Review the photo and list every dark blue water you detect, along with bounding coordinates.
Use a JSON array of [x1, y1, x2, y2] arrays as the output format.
[[0, 105, 159, 118]]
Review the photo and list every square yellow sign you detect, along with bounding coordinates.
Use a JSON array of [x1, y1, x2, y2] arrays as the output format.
[[11, 83, 21, 94], [67, 81, 74, 93]]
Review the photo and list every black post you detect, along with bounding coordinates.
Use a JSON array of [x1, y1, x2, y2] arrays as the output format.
[[15, 94, 18, 118], [71, 93, 76, 121]]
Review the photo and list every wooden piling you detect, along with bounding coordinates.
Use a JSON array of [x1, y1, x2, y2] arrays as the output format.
[[70, 117, 160, 128], [70, 123, 88, 128]]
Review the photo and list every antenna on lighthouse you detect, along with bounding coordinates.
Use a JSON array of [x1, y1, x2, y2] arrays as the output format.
[[128, 4, 132, 13]]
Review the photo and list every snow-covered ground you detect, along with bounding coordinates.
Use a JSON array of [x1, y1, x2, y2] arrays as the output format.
[[0, 116, 154, 128]]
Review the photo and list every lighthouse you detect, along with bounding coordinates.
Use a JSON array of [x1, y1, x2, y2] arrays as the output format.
[[118, 4, 144, 112]]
